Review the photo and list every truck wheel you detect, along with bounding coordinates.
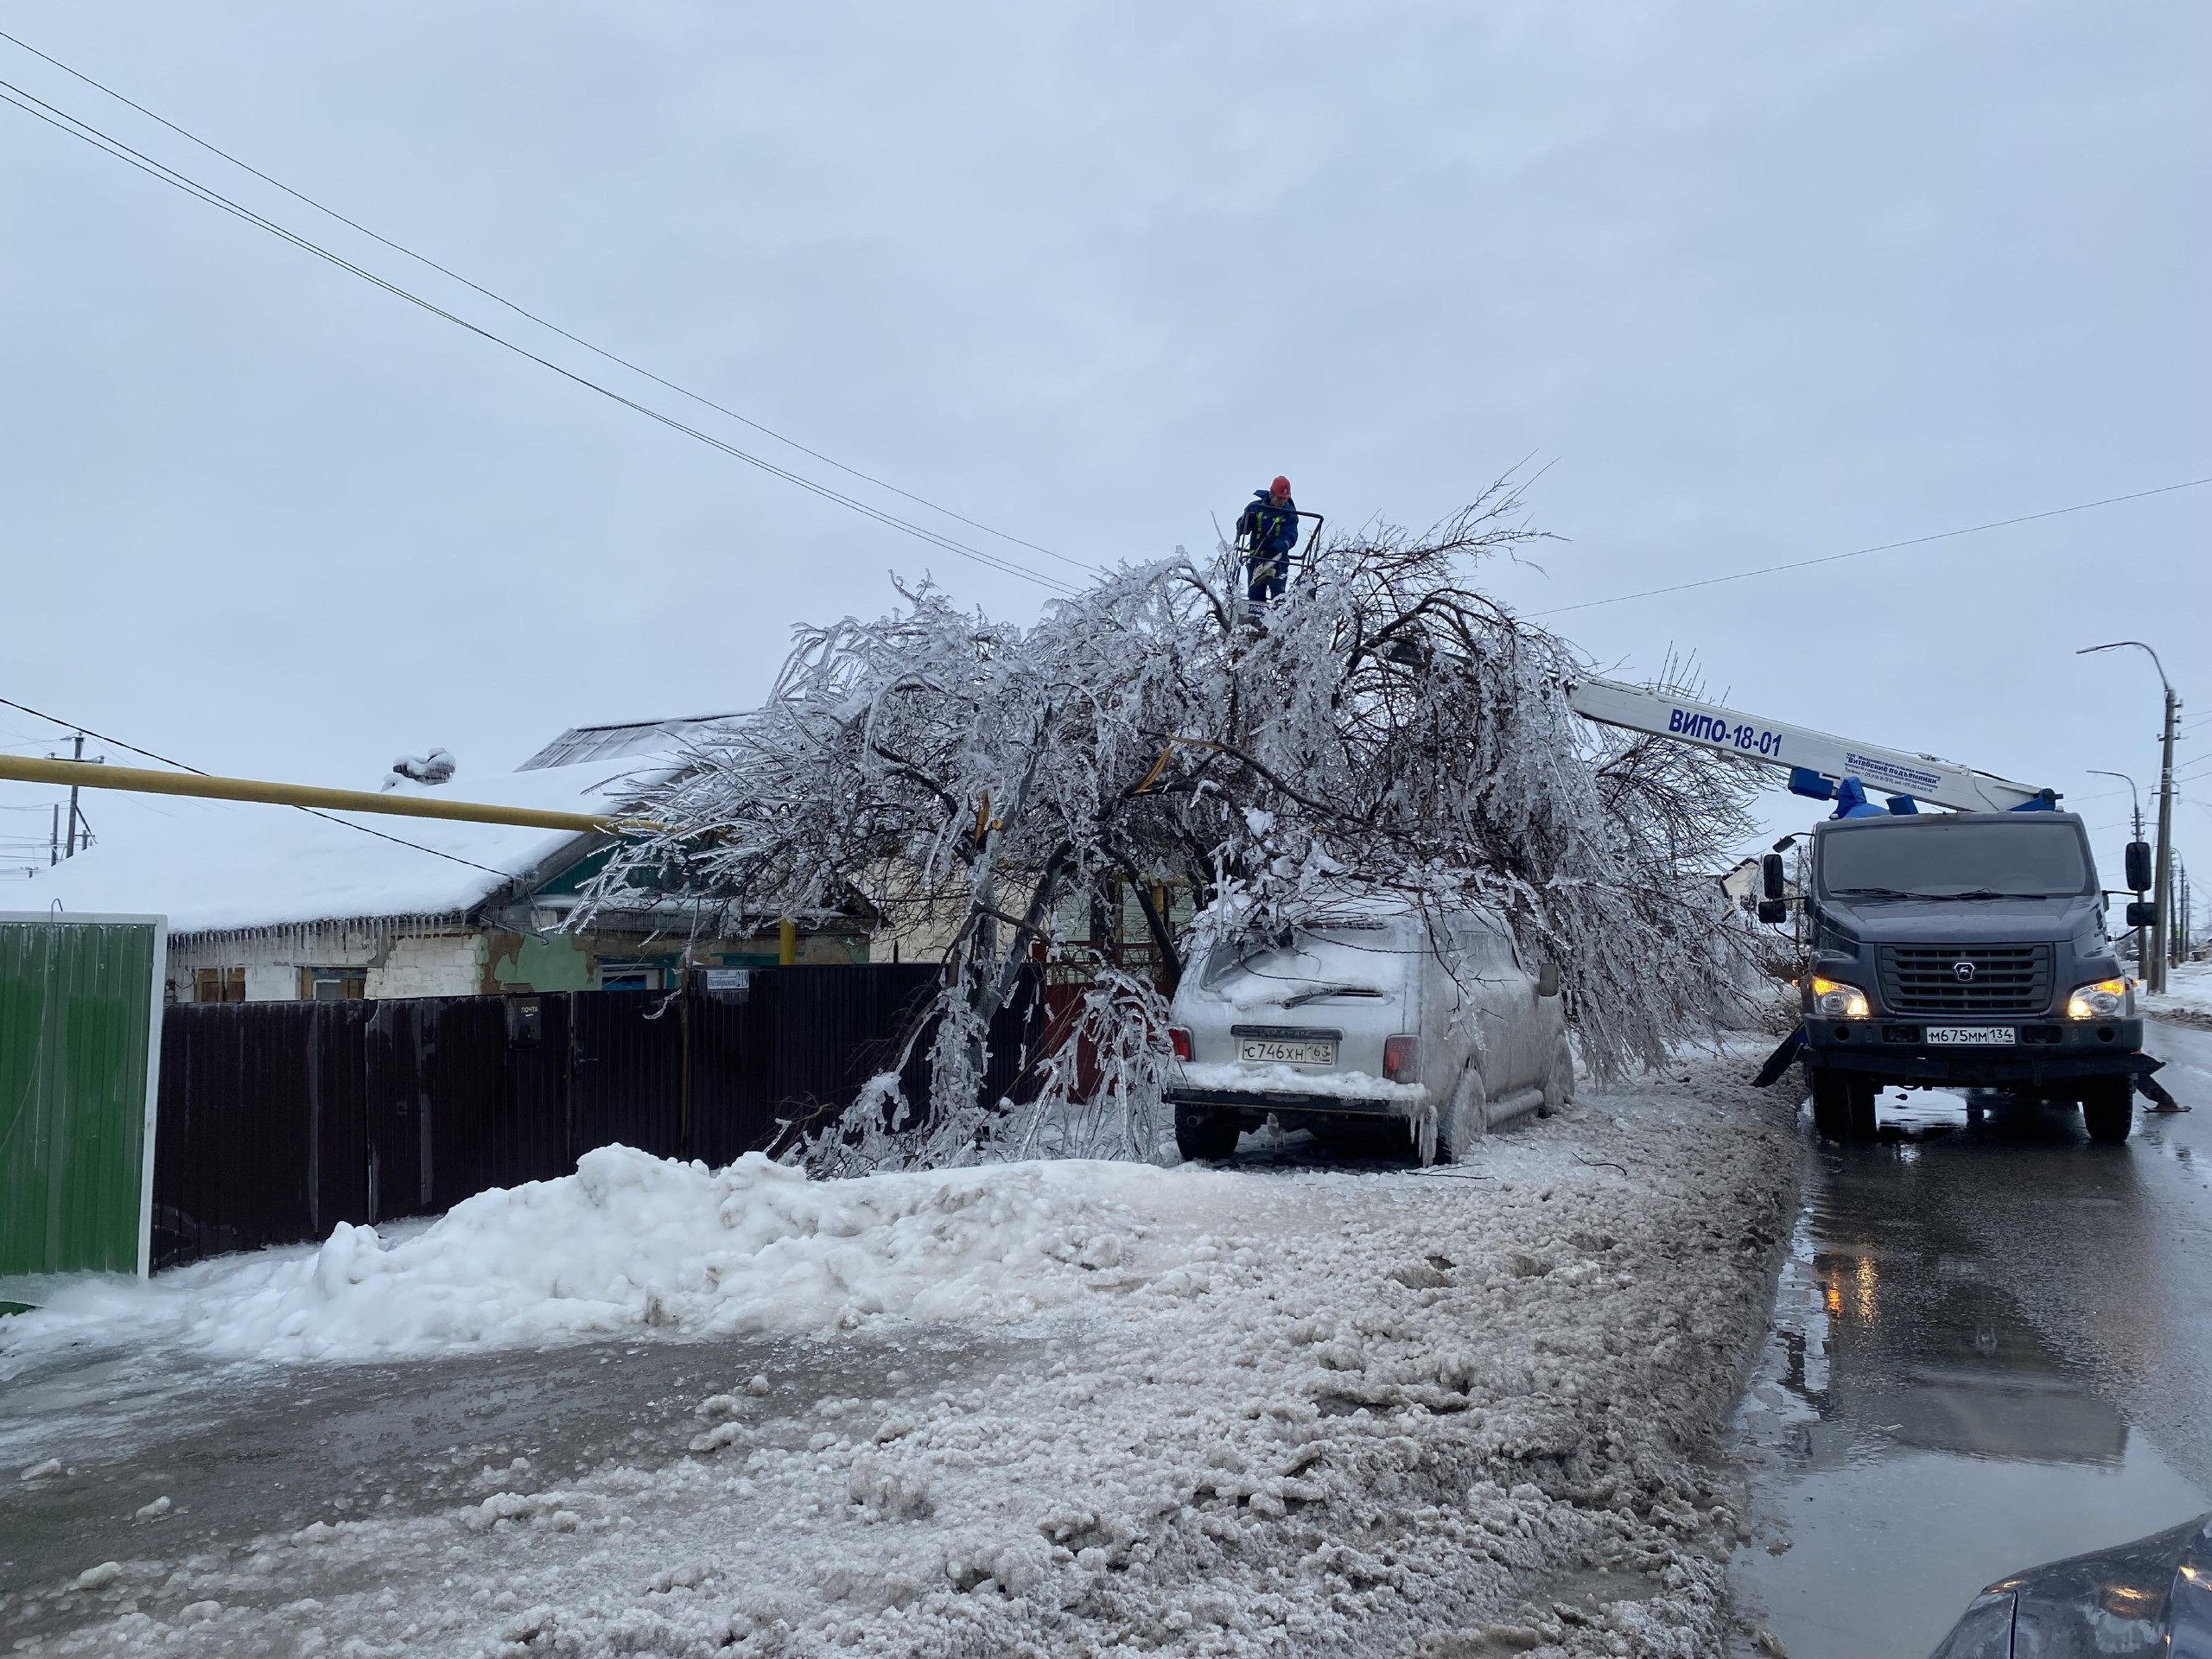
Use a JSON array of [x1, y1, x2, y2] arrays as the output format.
[[1174, 1106, 1241, 1162], [2080, 1078, 2134, 1146], [1850, 1080, 1878, 1141], [1811, 1071, 1878, 1143]]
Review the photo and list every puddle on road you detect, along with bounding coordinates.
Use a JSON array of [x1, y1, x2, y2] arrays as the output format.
[[1728, 1090, 2209, 1659]]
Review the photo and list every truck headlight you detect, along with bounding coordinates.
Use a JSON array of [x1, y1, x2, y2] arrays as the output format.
[[1811, 976, 1870, 1019], [2066, 977, 2132, 1020]]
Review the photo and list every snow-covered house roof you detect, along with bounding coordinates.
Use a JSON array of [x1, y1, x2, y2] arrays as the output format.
[[518, 713, 738, 772], [25, 737, 696, 939]]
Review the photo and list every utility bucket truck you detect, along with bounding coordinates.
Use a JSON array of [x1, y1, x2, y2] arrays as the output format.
[[1569, 677, 2161, 1144]]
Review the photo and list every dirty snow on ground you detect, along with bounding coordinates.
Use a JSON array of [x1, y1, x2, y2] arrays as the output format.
[[2144, 960, 2212, 1030], [4, 1070, 1797, 1659]]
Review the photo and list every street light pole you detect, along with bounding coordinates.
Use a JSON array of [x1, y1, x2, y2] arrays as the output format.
[[2080, 641, 2181, 993], [2088, 768, 2145, 969]]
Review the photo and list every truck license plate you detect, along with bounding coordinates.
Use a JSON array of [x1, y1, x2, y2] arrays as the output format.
[[1925, 1027, 2017, 1046], [1238, 1039, 1337, 1066]]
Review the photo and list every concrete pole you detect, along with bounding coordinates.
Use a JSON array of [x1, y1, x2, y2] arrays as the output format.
[[65, 731, 84, 858], [2153, 682, 2178, 991]]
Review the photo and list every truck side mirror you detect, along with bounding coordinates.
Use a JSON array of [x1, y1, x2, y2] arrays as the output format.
[[1761, 853, 1786, 901], [2126, 841, 2153, 893], [2126, 900, 2157, 929], [1536, 962, 1560, 998], [1757, 899, 1789, 925]]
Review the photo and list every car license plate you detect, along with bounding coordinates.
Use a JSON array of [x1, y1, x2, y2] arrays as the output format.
[[1925, 1027, 2017, 1046], [1238, 1039, 1337, 1066]]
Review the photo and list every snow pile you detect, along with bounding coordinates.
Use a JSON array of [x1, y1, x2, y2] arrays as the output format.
[[10, 1071, 1801, 1658], [1, 1147, 1218, 1368], [2143, 961, 2212, 1030]]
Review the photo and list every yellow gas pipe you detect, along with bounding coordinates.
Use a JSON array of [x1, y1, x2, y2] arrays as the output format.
[[0, 754, 654, 836]]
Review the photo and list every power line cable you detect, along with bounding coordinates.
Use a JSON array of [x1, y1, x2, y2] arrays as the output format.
[[0, 74, 1079, 596], [1530, 476, 2212, 619], [16, 39, 2202, 629], [0, 28, 1093, 578], [0, 692, 511, 876]]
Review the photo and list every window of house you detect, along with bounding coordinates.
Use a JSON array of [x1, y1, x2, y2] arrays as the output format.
[[300, 967, 368, 1001], [194, 966, 245, 1003], [596, 960, 664, 991]]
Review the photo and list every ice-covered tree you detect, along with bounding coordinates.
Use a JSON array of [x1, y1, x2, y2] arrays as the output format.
[[588, 478, 1754, 1167]]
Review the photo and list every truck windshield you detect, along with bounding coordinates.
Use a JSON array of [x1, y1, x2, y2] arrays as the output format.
[[1819, 821, 2090, 899]]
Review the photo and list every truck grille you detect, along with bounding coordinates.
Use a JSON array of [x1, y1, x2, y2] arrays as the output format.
[[1877, 944, 2052, 1015]]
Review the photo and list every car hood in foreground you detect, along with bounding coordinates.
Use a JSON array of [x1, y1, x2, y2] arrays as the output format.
[[1929, 1511, 2212, 1657]]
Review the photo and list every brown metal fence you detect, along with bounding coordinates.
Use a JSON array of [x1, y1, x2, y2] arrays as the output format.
[[150, 965, 1041, 1271]]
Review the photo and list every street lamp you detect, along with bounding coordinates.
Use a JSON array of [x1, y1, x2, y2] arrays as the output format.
[[2087, 768, 2148, 969], [2078, 641, 2181, 992]]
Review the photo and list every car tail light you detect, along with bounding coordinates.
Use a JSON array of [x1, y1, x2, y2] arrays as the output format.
[[1168, 1026, 1193, 1061], [1383, 1034, 1418, 1082]]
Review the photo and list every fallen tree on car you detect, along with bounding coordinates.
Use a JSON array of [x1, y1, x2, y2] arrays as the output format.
[[587, 475, 1756, 1166]]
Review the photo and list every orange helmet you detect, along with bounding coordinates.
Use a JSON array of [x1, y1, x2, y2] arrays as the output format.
[[1270, 475, 1292, 498]]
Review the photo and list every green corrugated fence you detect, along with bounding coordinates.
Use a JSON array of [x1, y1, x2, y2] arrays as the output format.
[[0, 913, 166, 1287]]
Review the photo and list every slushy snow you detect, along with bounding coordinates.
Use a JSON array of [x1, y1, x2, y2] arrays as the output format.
[[2145, 960, 2212, 1030], [4, 1069, 1800, 1658]]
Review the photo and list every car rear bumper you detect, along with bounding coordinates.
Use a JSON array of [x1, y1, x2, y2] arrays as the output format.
[[1804, 1015, 2149, 1085], [1165, 1085, 1403, 1118]]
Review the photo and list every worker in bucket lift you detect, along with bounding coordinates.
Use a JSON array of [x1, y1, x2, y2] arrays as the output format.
[[1236, 475, 1300, 609]]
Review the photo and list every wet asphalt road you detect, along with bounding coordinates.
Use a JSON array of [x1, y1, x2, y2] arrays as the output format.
[[1729, 1018, 2212, 1658]]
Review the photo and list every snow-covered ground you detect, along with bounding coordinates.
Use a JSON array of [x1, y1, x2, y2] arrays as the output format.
[[2, 1065, 1797, 1658], [2143, 960, 2212, 1030]]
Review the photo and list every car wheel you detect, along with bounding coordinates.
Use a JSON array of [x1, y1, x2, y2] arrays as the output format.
[[2081, 1077, 2133, 1145], [1538, 1038, 1574, 1119], [1433, 1070, 1487, 1166], [1174, 1105, 1242, 1162]]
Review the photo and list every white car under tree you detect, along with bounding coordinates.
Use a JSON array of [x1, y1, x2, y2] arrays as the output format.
[[1164, 900, 1573, 1165]]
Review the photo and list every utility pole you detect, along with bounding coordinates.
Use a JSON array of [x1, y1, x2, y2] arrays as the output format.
[[2081, 642, 2181, 994], [48, 802, 60, 867], [66, 731, 85, 857], [2156, 688, 2179, 983], [2178, 855, 2193, 963]]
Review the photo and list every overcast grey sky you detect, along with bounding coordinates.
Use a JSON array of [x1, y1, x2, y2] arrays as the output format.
[[3, 2, 2206, 887]]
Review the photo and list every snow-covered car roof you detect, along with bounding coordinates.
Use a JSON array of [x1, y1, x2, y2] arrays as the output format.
[[23, 756, 679, 937]]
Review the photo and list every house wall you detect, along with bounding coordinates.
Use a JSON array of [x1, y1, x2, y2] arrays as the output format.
[[370, 933, 485, 999], [168, 921, 870, 1001], [168, 925, 482, 1002]]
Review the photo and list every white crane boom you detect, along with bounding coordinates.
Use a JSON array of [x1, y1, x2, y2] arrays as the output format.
[[1565, 676, 2056, 814]]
